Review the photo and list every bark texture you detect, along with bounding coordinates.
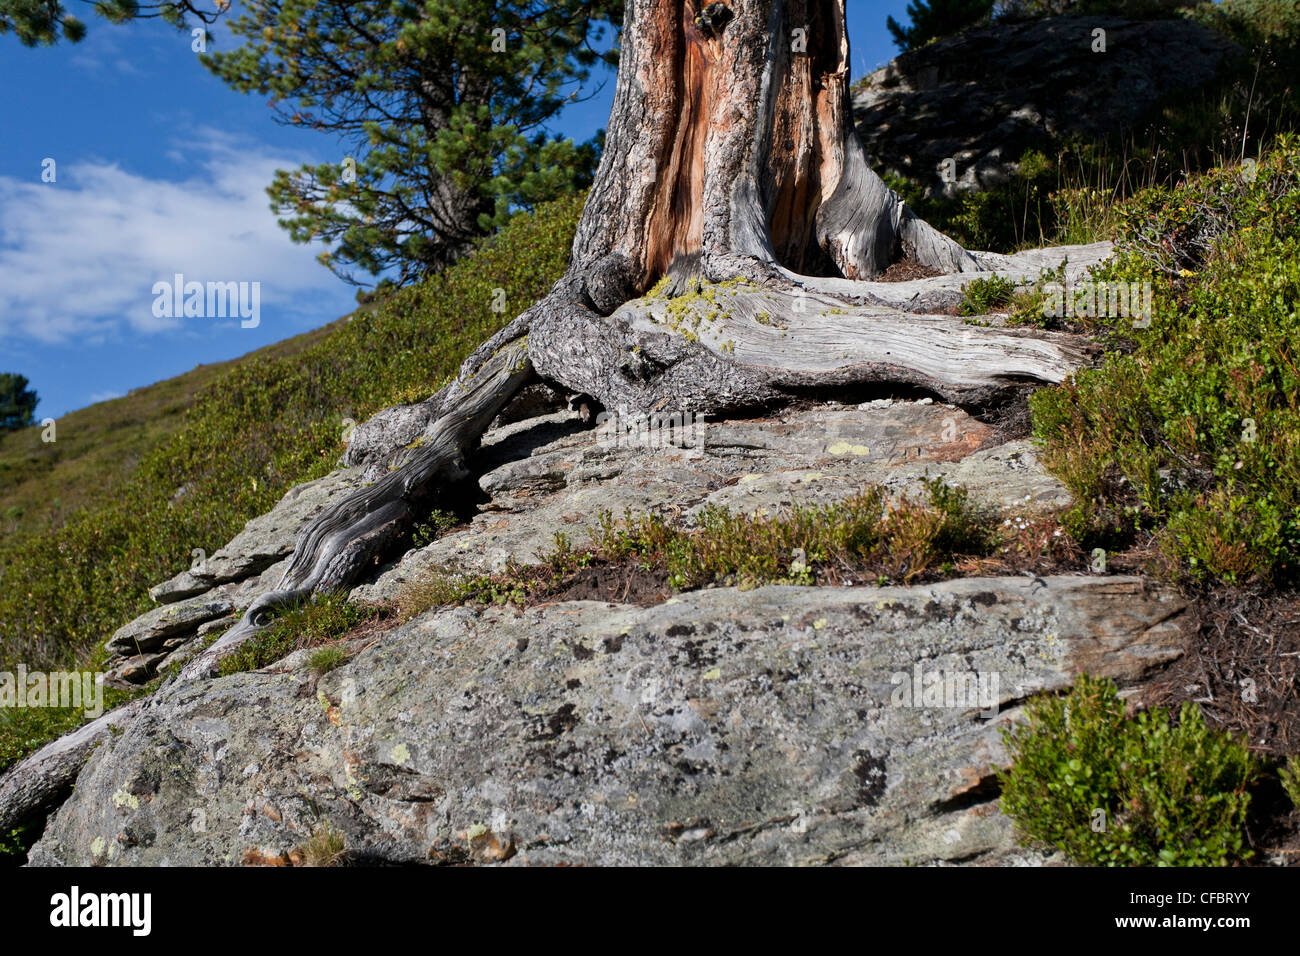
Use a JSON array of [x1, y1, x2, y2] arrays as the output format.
[[572, 0, 979, 293], [0, 701, 144, 835]]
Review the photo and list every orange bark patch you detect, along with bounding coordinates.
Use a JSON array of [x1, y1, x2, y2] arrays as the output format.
[[767, 0, 855, 277], [644, 6, 724, 281]]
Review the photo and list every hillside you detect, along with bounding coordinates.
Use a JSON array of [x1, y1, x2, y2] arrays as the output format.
[[0, 195, 585, 806], [0, 323, 340, 538]]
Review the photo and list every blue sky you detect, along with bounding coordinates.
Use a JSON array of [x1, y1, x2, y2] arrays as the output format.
[[1, 0, 911, 419]]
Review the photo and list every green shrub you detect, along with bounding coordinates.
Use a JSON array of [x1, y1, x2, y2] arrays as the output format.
[[1280, 755, 1300, 811], [411, 510, 459, 549], [958, 275, 1018, 315], [399, 480, 999, 614], [216, 593, 375, 677], [1031, 136, 1300, 584], [1000, 675, 1261, 866]]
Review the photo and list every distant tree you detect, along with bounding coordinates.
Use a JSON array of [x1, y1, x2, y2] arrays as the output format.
[[201, 1, 624, 285], [887, 0, 996, 52], [0, 374, 38, 432]]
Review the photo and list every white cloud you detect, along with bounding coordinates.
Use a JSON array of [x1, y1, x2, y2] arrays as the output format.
[[88, 390, 124, 403], [0, 131, 347, 344]]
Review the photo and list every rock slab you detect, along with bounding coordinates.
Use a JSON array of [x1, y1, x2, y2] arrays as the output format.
[[31, 576, 1187, 866]]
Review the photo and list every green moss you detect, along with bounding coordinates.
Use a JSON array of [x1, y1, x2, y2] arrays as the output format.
[[1281, 755, 1300, 810], [307, 646, 349, 675], [657, 278, 755, 341]]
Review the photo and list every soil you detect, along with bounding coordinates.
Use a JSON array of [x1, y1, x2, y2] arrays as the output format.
[[1143, 589, 1300, 864], [877, 256, 944, 282]]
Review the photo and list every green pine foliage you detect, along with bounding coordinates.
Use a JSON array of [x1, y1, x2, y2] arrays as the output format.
[[0, 374, 38, 433], [201, 1, 622, 283], [886, 0, 995, 52], [0, 1, 219, 47]]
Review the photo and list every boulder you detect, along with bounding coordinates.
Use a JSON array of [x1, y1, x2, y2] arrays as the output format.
[[854, 16, 1239, 198], [29, 575, 1187, 866]]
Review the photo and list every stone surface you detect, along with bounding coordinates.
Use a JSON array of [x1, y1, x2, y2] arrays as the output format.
[[353, 401, 1070, 604], [341, 399, 439, 473], [104, 560, 293, 685], [105, 596, 235, 656], [17, 387, 1147, 866], [30, 576, 1187, 866], [854, 15, 1238, 199]]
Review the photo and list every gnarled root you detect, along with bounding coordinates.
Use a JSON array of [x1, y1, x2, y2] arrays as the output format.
[[179, 335, 536, 679]]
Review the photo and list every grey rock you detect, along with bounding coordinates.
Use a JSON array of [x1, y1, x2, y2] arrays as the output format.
[[104, 652, 170, 687], [854, 16, 1238, 200], [196, 616, 239, 638], [30, 576, 1187, 866], [105, 596, 234, 656], [105, 565, 295, 685], [355, 402, 1069, 604]]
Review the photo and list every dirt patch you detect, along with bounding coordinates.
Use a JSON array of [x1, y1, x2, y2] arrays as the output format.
[[544, 564, 674, 606], [1145, 590, 1300, 756], [1142, 589, 1300, 864], [972, 387, 1034, 443], [877, 256, 943, 282]]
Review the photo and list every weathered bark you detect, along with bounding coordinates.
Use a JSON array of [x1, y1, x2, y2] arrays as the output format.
[[0, 700, 143, 835], [572, 0, 980, 290], [178, 336, 535, 679]]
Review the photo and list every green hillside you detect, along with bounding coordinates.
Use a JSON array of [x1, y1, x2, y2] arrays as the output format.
[[0, 324, 339, 539], [0, 193, 584, 690]]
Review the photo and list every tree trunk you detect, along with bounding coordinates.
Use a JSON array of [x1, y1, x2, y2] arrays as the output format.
[[571, 0, 978, 292], [176, 0, 1102, 676]]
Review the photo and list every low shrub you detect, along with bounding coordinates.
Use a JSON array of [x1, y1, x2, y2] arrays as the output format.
[[1000, 675, 1261, 866]]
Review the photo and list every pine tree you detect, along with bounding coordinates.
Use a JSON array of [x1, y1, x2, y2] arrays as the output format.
[[886, 0, 996, 52], [0, 373, 38, 433], [3, 0, 622, 285], [201, 1, 623, 284], [0, 1, 222, 46]]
